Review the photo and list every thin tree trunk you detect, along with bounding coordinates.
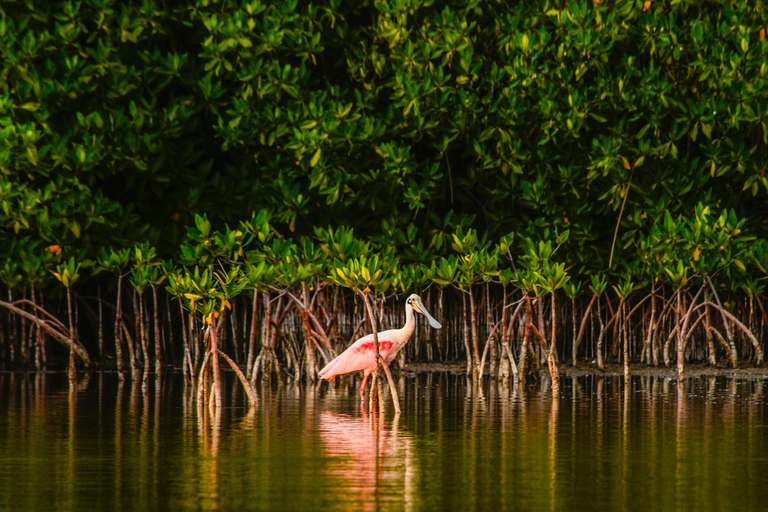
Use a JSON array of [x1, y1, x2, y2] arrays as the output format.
[[437, 288, 444, 362], [152, 285, 162, 374], [574, 294, 598, 367], [120, 319, 138, 380], [501, 291, 521, 382], [596, 294, 605, 370], [302, 283, 318, 383], [67, 287, 76, 384], [6, 290, 14, 366], [548, 293, 560, 397], [259, 291, 273, 381], [20, 286, 29, 366], [330, 285, 341, 343], [209, 321, 223, 413], [115, 274, 125, 376], [479, 321, 502, 377], [756, 295, 768, 339], [462, 293, 472, 376], [230, 300, 240, 363], [137, 292, 149, 380], [622, 299, 629, 377], [705, 303, 717, 365], [31, 284, 44, 371], [165, 294, 174, 367], [133, 291, 144, 373], [190, 313, 198, 373], [538, 298, 547, 366], [518, 297, 532, 380], [487, 282, 496, 378], [644, 286, 656, 365], [469, 286, 479, 377], [197, 349, 211, 406], [676, 288, 684, 380], [179, 301, 193, 385], [251, 291, 279, 384], [570, 297, 577, 366], [651, 289, 663, 366], [246, 288, 259, 378], [749, 295, 755, 362]]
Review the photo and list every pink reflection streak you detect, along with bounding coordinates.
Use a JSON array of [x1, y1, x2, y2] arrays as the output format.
[[319, 410, 412, 511]]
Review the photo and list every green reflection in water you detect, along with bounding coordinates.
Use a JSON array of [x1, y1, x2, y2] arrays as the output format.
[[0, 372, 766, 511]]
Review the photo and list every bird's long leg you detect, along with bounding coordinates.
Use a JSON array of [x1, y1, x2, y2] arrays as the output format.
[[359, 371, 371, 398]]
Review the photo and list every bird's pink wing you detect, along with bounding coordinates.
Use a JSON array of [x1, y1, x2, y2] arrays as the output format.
[[319, 334, 396, 381]]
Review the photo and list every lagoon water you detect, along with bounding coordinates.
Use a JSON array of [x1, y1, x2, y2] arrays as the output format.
[[1, 371, 767, 511]]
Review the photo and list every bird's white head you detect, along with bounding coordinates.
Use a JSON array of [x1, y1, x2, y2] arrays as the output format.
[[406, 294, 442, 329]]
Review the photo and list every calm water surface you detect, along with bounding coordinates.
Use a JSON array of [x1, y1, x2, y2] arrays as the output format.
[[1, 371, 767, 511]]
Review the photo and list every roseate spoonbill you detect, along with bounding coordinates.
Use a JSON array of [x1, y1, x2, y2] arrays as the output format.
[[319, 294, 442, 397]]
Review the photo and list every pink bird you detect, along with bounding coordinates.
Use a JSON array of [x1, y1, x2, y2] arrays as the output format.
[[319, 294, 442, 397]]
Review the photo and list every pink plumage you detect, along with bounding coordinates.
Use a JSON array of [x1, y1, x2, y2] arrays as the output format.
[[319, 294, 442, 398], [318, 333, 395, 381]]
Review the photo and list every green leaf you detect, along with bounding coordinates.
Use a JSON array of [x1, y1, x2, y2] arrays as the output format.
[[26, 146, 39, 166], [310, 147, 322, 167]]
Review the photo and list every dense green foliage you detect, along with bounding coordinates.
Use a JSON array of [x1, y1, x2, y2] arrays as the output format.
[[3, 0, 768, 257], [2, 0, 768, 381]]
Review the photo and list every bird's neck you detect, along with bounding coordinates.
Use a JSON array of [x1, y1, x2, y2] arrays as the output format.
[[398, 305, 416, 345]]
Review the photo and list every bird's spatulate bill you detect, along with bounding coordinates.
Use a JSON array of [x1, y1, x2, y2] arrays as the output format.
[[417, 298, 442, 329]]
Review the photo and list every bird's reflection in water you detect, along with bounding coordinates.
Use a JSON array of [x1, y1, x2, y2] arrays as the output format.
[[319, 409, 414, 511]]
